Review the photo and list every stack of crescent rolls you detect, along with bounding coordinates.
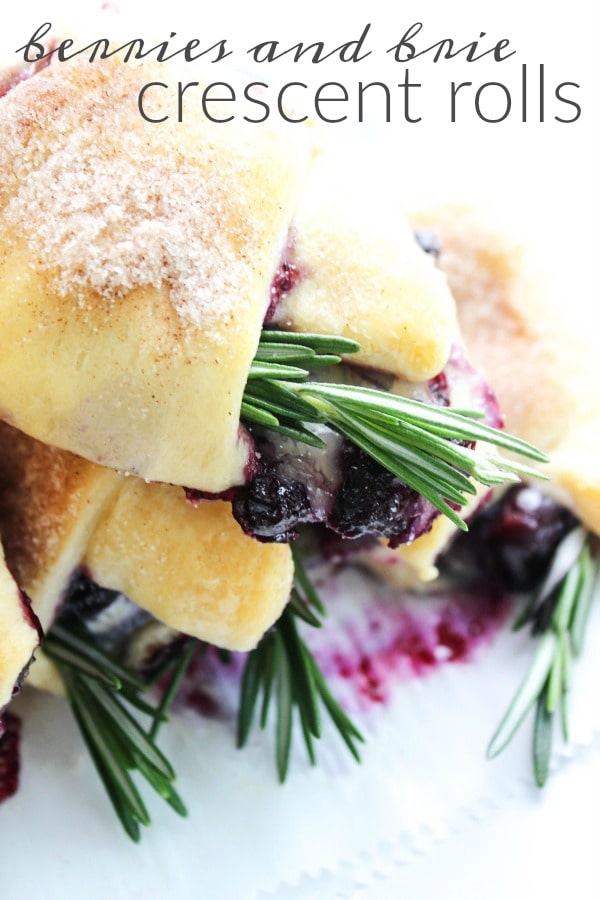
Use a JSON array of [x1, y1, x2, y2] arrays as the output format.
[[0, 51, 597, 709]]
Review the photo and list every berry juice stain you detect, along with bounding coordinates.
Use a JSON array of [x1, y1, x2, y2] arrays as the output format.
[[306, 579, 512, 713], [0, 713, 21, 805], [178, 575, 511, 723], [176, 646, 245, 722], [264, 231, 302, 323]]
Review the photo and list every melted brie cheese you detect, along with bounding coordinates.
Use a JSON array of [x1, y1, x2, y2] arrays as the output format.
[[0, 546, 39, 710]]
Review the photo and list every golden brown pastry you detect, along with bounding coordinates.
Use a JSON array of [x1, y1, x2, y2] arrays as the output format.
[[85, 481, 293, 653], [0, 423, 122, 631], [0, 54, 312, 492], [2, 48, 593, 710], [408, 204, 600, 536], [0, 52, 466, 701], [354, 202, 600, 585], [274, 153, 457, 381], [0, 422, 293, 697], [0, 54, 456, 495]]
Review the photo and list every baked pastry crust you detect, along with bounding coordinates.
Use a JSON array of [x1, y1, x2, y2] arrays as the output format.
[[86, 481, 293, 652], [0, 423, 122, 631], [0, 423, 293, 694], [362, 203, 600, 583], [278, 154, 458, 382], [408, 204, 600, 536], [2, 55, 592, 702], [0, 55, 312, 492], [0, 57, 461, 498]]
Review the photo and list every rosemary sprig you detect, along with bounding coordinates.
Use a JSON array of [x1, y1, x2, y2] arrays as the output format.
[[237, 548, 364, 781], [43, 621, 195, 841], [487, 530, 599, 786], [243, 331, 549, 530]]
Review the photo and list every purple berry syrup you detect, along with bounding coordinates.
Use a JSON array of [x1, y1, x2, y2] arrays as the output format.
[[450, 485, 577, 591], [264, 232, 303, 323], [176, 577, 511, 723], [0, 713, 21, 805], [312, 582, 511, 712]]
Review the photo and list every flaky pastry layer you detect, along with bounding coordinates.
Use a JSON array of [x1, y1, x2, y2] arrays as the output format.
[[0, 423, 293, 693]]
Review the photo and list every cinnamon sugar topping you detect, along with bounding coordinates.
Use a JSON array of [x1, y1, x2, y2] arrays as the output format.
[[0, 58, 262, 331]]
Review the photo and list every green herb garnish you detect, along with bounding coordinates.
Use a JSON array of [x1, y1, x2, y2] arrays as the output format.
[[44, 621, 196, 841], [243, 331, 549, 530], [487, 529, 599, 785], [237, 547, 364, 781], [40, 329, 554, 837]]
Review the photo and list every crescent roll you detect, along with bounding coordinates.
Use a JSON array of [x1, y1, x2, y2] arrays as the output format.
[[408, 204, 600, 537], [1, 49, 594, 707], [0, 422, 293, 683], [0, 52, 459, 701], [0, 54, 456, 493], [358, 203, 600, 586], [273, 153, 457, 381]]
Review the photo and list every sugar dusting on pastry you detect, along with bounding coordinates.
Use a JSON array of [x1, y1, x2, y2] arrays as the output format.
[[0, 54, 312, 489], [0, 57, 258, 331]]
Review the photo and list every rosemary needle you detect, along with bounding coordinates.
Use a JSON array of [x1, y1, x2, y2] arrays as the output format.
[[237, 551, 364, 781], [37, 329, 553, 834], [487, 532, 599, 786], [43, 619, 195, 841], [243, 331, 549, 529]]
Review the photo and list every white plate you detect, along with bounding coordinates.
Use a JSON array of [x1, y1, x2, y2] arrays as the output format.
[[1, 567, 600, 899]]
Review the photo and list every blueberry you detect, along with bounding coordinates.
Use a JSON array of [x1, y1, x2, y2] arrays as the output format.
[[232, 473, 310, 542], [457, 485, 578, 591], [330, 444, 437, 545], [60, 571, 120, 620]]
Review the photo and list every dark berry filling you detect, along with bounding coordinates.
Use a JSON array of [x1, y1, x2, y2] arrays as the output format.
[[18, 587, 43, 642], [264, 232, 303, 323], [56, 571, 151, 651], [0, 713, 21, 805], [427, 370, 450, 407], [265, 262, 302, 323], [12, 658, 38, 699], [226, 350, 468, 545], [60, 571, 119, 621], [185, 486, 239, 505], [414, 228, 441, 261], [232, 472, 311, 543], [447, 485, 578, 591], [228, 432, 438, 548], [186, 345, 502, 549], [330, 443, 438, 547]]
